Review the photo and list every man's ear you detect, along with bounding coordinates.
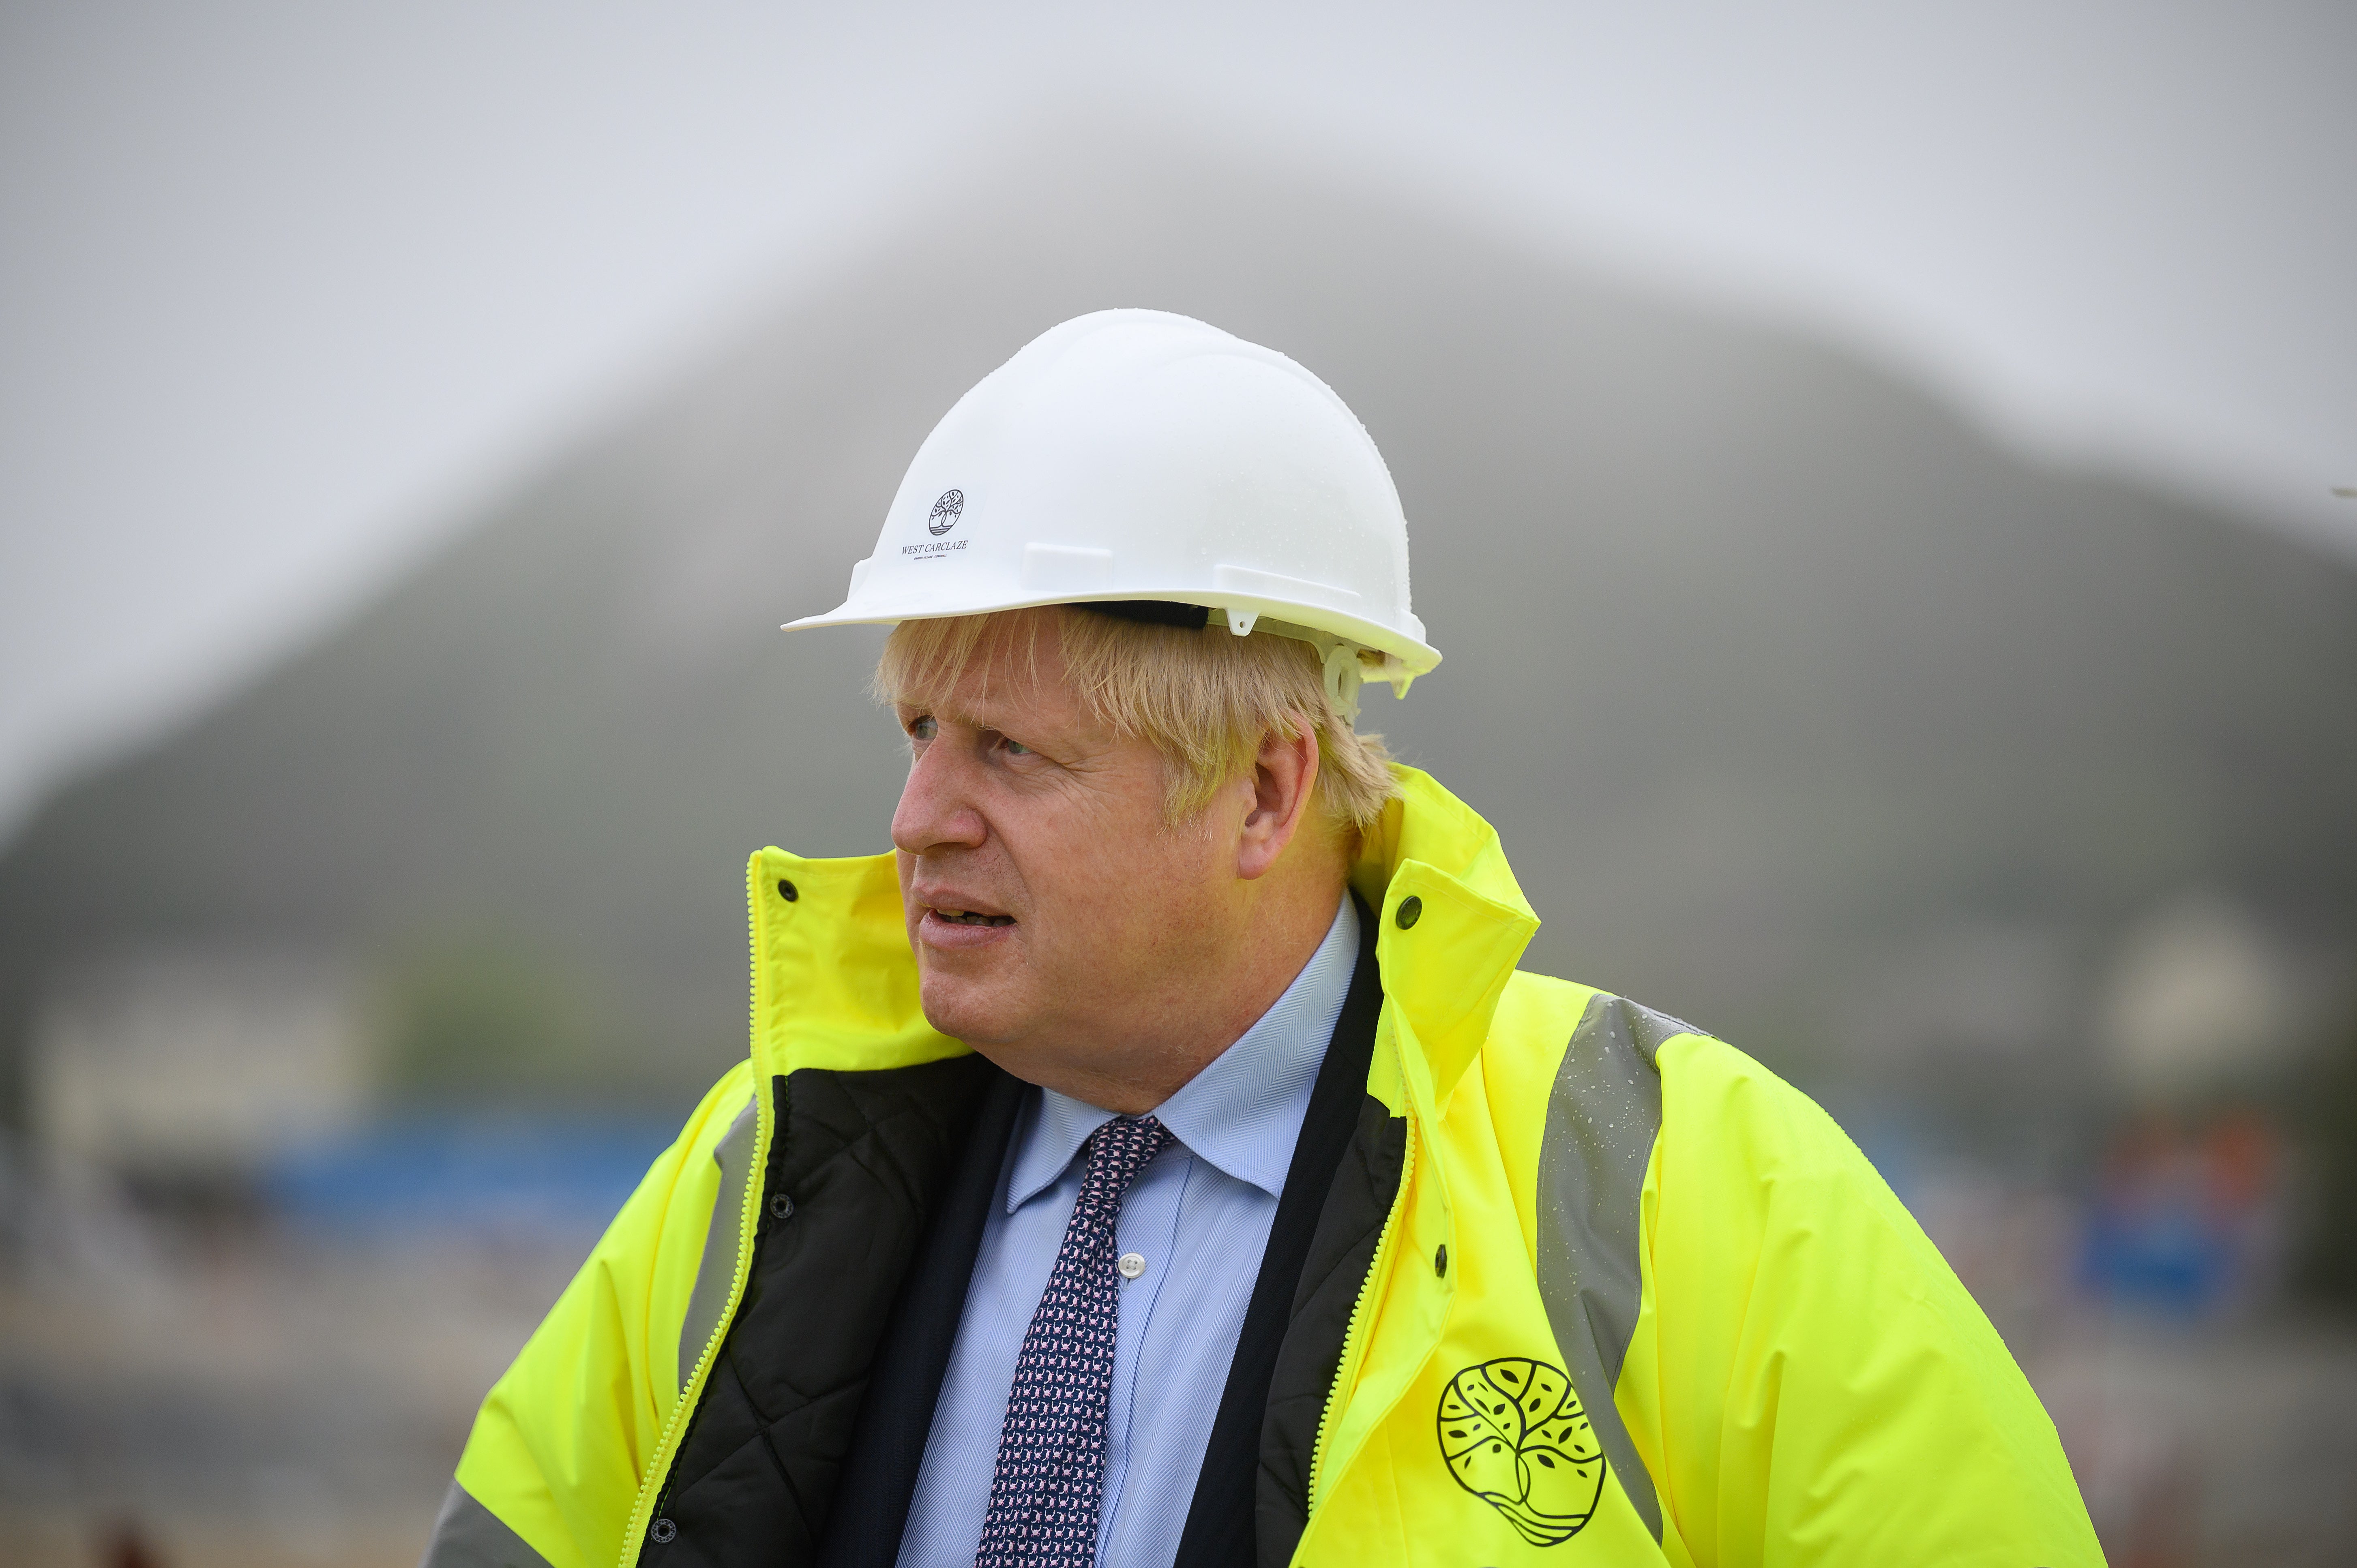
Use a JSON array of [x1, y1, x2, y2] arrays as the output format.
[[1236, 721, 1321, 880]]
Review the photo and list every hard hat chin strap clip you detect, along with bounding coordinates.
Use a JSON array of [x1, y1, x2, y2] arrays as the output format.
[[1228, 609, 1390, 722], [1322, 641, 1364, 724]]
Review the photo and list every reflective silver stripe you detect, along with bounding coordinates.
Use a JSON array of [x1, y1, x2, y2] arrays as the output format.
[[1534, 993, 1693, 1542], [418, 1479, 553, 1568], [678, 1098, 760, 1397]]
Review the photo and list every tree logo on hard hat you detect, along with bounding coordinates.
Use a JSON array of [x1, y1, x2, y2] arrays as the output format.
[[1437, 1357, 1605, 1547], [927, 490, 965, 536]]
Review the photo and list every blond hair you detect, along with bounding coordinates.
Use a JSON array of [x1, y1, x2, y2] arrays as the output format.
[[874, 606, 1401, 831]]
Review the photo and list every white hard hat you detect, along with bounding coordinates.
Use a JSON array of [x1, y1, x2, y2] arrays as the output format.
[[784, 309, 1437, 709]]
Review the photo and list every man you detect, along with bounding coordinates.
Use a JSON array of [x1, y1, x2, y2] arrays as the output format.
[[423, 311, 2102, 1567]]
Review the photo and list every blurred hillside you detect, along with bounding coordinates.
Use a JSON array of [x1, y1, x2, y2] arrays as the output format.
[[4, 130, 2355, 1151]]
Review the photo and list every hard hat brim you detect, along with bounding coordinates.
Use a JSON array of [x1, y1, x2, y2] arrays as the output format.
[[783, 587, 1440, 681]]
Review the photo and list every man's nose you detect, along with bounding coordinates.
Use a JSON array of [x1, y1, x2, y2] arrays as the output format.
[[891, 737, 988, 856]]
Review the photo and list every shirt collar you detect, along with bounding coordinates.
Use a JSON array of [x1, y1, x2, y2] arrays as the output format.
[[1006, 893, 1360, 1210]]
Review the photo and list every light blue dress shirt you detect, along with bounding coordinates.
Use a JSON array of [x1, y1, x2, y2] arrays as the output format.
[[896, 894, 1359, 1568]]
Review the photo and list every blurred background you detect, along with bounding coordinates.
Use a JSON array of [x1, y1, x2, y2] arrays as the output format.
[[4, 3, 2355, 1564]]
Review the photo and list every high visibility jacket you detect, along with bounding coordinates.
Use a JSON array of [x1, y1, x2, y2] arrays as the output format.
[[426, 768, 2102, 1568]]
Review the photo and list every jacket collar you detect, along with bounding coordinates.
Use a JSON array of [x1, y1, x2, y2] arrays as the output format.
[[746, 766, 1540, 1111], [1349, 768, 1540, 1118]]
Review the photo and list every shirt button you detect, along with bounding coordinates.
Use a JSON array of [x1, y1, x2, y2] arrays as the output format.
[[1117, 1252, 1147, 1280]]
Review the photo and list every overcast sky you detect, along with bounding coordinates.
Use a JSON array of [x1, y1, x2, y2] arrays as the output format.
[[2, 0, 2352, 838]]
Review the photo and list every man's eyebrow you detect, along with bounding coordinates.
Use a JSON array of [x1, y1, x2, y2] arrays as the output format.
[[895, 695, 1009, 731]]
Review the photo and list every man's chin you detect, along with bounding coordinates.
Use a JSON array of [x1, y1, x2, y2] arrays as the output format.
[[916, 973, 1026, 1047]]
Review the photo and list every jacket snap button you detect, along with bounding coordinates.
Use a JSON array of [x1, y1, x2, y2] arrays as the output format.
[[1395, 895, 1422, 930], [649, 1518, 678, 1545], [1435, 1243, 1449, 1277], [769, 1193, 796, 1221], [776, 879, 799, 902]]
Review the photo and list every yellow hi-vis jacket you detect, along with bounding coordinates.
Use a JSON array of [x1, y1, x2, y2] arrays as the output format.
[[427, 768, 2102, 1568]]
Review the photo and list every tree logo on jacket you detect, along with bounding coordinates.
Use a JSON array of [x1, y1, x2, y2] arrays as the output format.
[[927, 489, 965, 536], [1437, 1357, 1606, 1546]]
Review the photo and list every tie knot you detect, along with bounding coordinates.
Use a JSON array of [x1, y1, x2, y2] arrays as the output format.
[[1077, 1114, 1170, 1211]]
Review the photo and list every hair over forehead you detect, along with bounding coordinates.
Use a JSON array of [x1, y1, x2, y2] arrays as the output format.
[[875, 607, 1400, 828]]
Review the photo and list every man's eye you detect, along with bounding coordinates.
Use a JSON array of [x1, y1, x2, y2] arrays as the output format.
[[1001, 738, 1032, 756], [908, 716, 937, 742]]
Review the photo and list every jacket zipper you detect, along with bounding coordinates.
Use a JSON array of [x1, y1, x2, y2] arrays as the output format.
[[1304, 1106, 1417, 1520], [615, 871, 774, 1567]]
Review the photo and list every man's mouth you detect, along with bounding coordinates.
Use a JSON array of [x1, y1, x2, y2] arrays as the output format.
[[931, 908, 1014, 928]]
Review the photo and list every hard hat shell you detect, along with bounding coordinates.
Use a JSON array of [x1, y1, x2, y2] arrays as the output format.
[[784, 309, 1437, 695]]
